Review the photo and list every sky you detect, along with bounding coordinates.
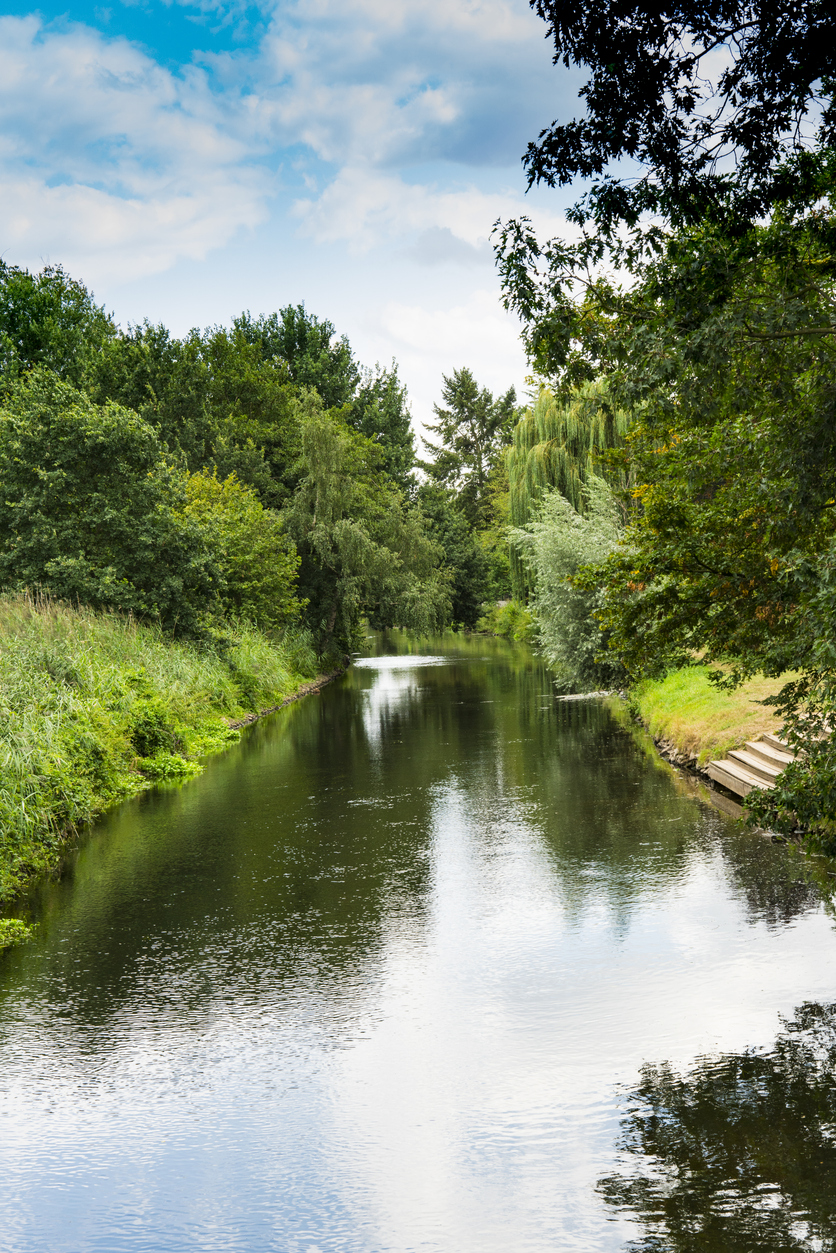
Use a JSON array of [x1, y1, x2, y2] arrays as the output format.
[[0, 0, 581, 436]]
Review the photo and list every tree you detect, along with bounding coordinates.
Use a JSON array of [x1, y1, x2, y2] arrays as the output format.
[[349, 362, 416, 494], [495, 1, 836, 383], [182, 471, 303, 631], [90, 322, 217, 471], [0, 262, 115, 392], [474, 454, 514, 603], [507, 380, 630, 594], [200, 324, 301, 507], [512, 477, 625, 690], [0, 372, 217, 634], [283, 392, 449, 656], [234, 306, 359, 409], [420, 368, 517, 528], [586, 217, 836, 682], [555, 214, 836, 839], [417, 483, 489, 630], [525, 0, 836, 236]]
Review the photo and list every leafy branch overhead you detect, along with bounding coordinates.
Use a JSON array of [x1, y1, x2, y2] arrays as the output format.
[[526, 0, 836, 235]]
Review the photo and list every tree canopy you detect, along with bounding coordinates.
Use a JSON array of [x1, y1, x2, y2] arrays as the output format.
[[525, 0, 836, 235], [0, 261, 115, 392], [420, 367, 517, 527], [0, 372, 217, 635], [233, 306, 359, 409], [283, 392, 449, 657], [0, 260, 461, 651]]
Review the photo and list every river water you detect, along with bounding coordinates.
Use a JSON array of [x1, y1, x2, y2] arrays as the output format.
[[2, 634, 836, 1252]]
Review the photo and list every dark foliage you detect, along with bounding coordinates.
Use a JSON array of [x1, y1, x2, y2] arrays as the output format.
[[599, 1001, 836, 1251], [526, 0, 836, 234]]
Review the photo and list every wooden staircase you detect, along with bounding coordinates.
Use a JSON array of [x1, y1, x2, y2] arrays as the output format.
[[707, 732, 795, 798]]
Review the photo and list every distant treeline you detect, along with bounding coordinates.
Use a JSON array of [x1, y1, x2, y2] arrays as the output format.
[[0, 262, 520, 659]]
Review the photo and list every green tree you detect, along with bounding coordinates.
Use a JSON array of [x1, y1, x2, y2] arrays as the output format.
[[524, 0, 835, 236], [495, 1, 836, 385], [200, 325, 301, 507], [182, 471, 303, 631], [417, 483, 489, 630], [90, 322, 216, 471], [234, 306, 359, 409], [559, 215, 836, 839], [0, 262, 115, 392], [512, 477, 625, 691], [0, 372, 217, 634], [475, 454, 514, 603], [588, 218, 836, 684], [507, 380, 630, 596], [349, 362, 416, 493], [420, 368, 517, 527], [283, 392, 448, 656]]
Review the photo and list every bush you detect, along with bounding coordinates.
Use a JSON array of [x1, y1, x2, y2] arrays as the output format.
[[476, 600, 534, 642], [183, 470, 303, 630], [512, 477, 626, 691]]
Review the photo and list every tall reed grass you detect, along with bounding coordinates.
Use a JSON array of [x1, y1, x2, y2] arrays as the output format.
[[0, 593, 318, 942]]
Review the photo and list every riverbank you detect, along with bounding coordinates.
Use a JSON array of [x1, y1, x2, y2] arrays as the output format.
[[0, 593, 325, 949], [630, 665, 789, 770]]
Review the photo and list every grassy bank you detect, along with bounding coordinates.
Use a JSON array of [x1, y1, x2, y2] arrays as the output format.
[[476, 600, 534, 642], [631, 666, 791, 767], [0, 594, 320, 947]]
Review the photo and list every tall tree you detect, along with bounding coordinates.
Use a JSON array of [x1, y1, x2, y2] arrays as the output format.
[[495, 0, 836, 383], [283, 392, 448, 657], [0, 262, 115, 392], [91, 321, 302, 508], [420, 368, 517, 527], [0, 371, 217, 635], [417, 483, 490, 630], [512, 477, 625, 691], [525, 0, 835, 235], [90, 322, 216, 470], [349, 362, 416, 494], [502, 381, 629, 597], [233, 306, 359, 409]]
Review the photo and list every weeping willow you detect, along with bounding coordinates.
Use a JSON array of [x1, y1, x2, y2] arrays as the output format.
[[507, 382, 631, 596]]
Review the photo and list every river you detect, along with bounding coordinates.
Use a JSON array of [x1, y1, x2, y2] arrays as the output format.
[[2, 633, 836, 1251]]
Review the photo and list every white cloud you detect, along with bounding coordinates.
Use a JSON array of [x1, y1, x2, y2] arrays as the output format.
[[364, 289, 530, 439], [292, 166, 567, 255], [0, 0, 572, 282], [0, 176, 265, 285], [0, 16, 271, 282], [228, 0, 566, 170]]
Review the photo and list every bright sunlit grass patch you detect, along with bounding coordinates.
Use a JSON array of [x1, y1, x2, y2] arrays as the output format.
[[632, 666, 794, 766]]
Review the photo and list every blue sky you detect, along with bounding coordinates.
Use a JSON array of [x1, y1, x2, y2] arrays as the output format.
[[0, 0, 580, 432]]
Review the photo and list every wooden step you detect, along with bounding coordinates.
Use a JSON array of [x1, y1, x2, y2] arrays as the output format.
[[744, 739, 794, 768], [761, 731, 791, 753], [707, 758, 771, 797], [728, 748, 785, 784]]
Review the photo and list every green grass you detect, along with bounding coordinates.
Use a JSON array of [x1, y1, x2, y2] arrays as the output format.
[[632, 665, 794, 766], [476, 600, 534, 642], [0, 592, 318, 928]]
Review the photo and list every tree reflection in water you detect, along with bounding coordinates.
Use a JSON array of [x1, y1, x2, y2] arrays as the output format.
[[599, 1002, 836, 1252]]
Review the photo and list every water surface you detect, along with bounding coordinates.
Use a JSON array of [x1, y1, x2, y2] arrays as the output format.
[[2, 634, 836, 1251]]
